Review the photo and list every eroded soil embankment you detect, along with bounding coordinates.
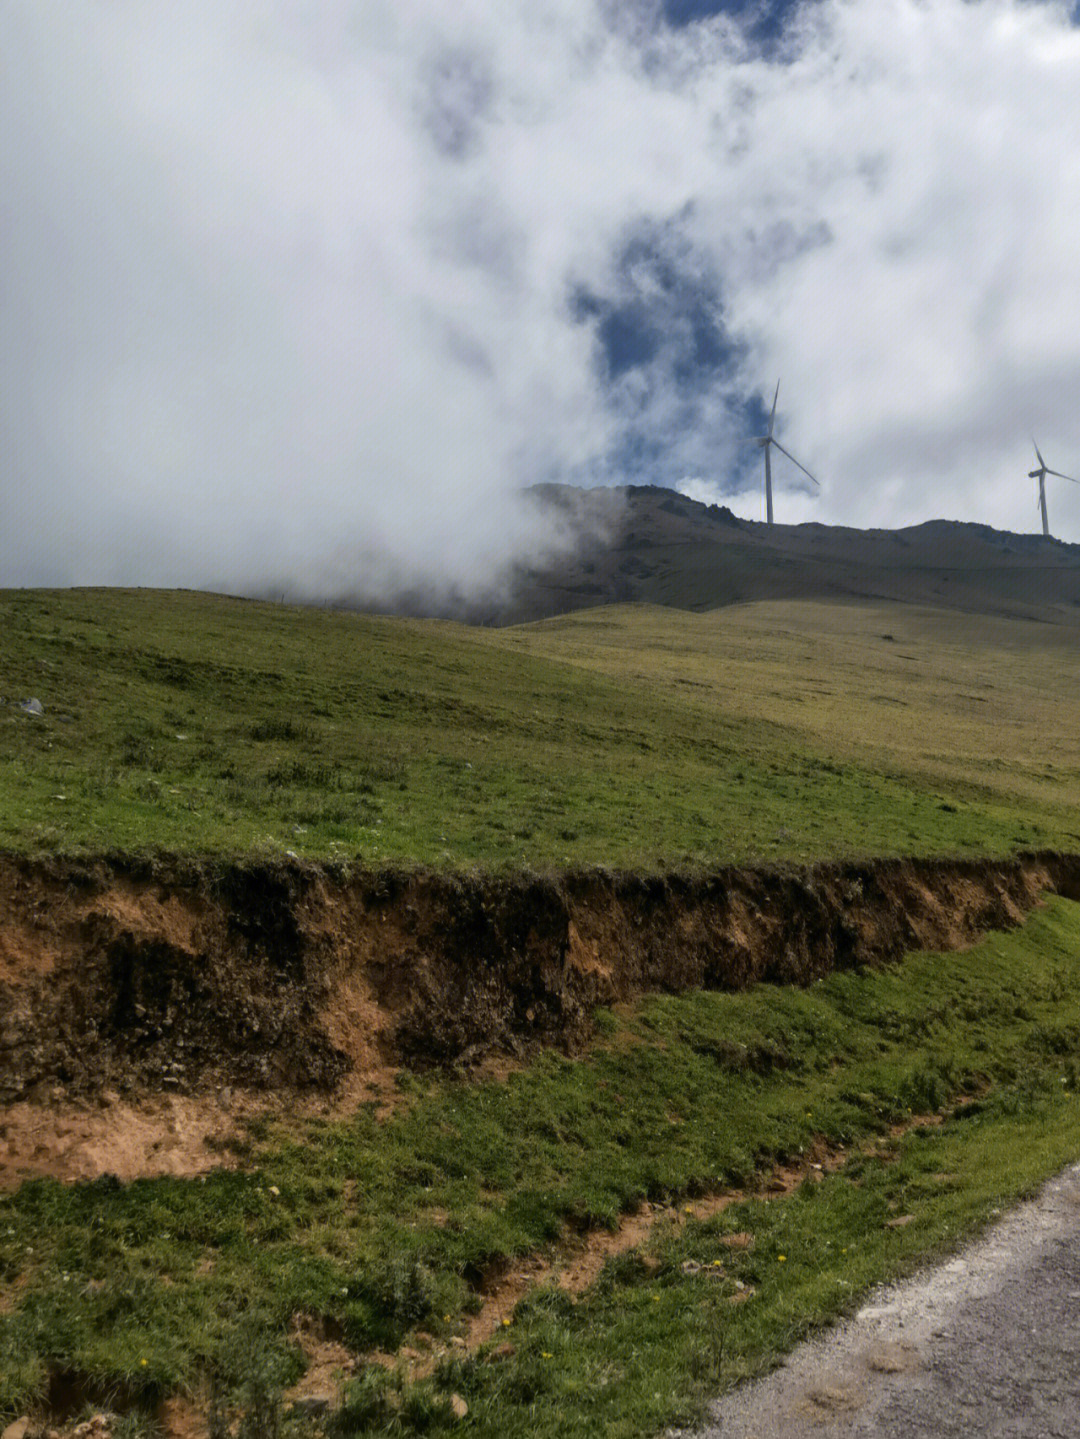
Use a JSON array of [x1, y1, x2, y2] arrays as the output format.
[[3, 851, 1080, 1111]]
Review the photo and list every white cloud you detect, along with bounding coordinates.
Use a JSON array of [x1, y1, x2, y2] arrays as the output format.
[[4, 0, 1080, 600], [699, 0, 1080, 535]]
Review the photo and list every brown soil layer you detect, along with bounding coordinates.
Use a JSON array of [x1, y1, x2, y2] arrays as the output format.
[[2, 850, 1079, 1186]]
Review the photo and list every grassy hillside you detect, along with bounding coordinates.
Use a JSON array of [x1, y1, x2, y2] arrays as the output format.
[[6, 588, 1080, 1436], [2, 588, 1078, 866], [6, 898, 1080, 1432]]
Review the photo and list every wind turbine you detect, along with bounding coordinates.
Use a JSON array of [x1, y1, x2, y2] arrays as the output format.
[[753, 381, 819, 525], [1029, 440, 1078, 539]]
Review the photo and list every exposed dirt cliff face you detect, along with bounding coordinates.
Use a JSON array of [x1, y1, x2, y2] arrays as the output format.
[[4, 851, 1080, 1112]]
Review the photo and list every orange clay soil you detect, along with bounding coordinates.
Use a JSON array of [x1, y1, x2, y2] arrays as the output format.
[[2, 850, 1079, 1188]]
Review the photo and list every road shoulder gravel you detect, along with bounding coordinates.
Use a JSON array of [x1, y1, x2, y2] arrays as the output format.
[[691, 1161, 1080, 1438]]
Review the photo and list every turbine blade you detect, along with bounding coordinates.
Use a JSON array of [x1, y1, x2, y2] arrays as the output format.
[[772, 440, 820, 486], [1046, 468, 1080, 484], [768, 380, 779, 437], [1033, 438, 1046, 468]]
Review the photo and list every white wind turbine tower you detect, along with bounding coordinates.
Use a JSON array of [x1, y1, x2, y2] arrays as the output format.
[[1029, 440, 1078, 539], [753, 380, 819, 524]]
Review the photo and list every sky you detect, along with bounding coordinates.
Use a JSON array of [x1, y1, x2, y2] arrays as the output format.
[[5, 0, 1080, 602]]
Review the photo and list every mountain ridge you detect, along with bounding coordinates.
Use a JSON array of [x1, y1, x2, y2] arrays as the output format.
[[363, 483, 1080, 626]]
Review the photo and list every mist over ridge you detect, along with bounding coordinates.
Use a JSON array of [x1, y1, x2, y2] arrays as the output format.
[[316, 483, 1080, 627]]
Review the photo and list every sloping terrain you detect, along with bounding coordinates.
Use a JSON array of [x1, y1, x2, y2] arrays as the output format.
[[391, 485, 1080, 626], [4, 579, 1080, 1436], [6, 884, 1080, 1437], [3, 588, 1080, 865]]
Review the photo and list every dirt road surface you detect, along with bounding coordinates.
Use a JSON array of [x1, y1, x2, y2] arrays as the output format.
[[691, 1162, 1080, 1438]]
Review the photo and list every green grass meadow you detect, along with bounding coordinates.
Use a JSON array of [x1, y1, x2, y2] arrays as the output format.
[[2, 588, 1079, 866]]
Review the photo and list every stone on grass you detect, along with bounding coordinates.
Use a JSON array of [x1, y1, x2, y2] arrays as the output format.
[[290, 1396, 332, 1418]]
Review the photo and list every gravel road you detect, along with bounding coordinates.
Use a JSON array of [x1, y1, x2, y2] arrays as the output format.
[[689, 1162, 1080, 1438]]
